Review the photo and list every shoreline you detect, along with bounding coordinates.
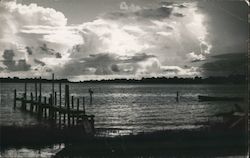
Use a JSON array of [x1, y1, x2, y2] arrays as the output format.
[[0, 123, 247, 157]]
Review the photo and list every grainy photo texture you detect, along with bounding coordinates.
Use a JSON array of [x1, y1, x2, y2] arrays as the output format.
[[0, 0, 249, 157]]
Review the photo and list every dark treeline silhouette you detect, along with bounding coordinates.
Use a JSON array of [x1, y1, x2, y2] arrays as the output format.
[[0, 77, 69, 83], [0, 74, 246, 84]]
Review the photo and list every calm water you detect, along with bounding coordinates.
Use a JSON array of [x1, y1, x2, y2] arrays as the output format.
[[0, 83, 246, 157], [0, 83, 245, 133]]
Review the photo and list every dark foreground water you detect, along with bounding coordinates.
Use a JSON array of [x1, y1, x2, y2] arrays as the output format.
[[0, 83, 246, 157]]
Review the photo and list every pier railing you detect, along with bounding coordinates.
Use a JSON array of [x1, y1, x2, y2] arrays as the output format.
[[13, 76, 94, 133]]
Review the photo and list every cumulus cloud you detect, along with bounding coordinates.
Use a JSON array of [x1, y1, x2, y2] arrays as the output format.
[[0, 0, 215, 79], [55, 52, 199, 80], [187, 52, 205, 62]]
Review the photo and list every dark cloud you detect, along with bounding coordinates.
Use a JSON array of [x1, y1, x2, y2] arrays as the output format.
[[2, 50, 15, 70], [40, 44, 55, 55], [2, 49, 31, 71], [104, 6, 174, 20], [123, 53, 155, 63], [25, 46, 33, 55], [111, 64, 120, 72], [202, 53, 247, 76], [57, 53, 160, 77], [16, 59, 31, 71], [173, 13, 184, 17], [160, 2, 173, 7], [34, 59, 46, 66], [137, 7, 173, 19], [178, 4, 187, 8], [197, 1, 248, 55], [55, 52, 62, 58]]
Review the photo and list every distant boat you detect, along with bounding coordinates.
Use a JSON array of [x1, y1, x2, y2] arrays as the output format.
[[198, 95, 244, 102]]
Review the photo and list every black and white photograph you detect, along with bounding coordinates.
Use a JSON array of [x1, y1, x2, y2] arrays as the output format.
[[0, 0, 249, 157]]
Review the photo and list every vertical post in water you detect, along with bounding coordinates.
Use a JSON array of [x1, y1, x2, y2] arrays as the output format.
[[176, 91, 179, 102], [88, 88, 93, 105], [24, 82, 27, 99], [54, 92, 57, 106], [71, 96, 74, 125], [65, 85, 70, 127], [59, 82, 62, 107], [76, 98, 80, 124], [71, 96, 74, 109], [49, 94, 52, 120], [52, 73, 54, 106], [44, 96, 47, 119], [39, 77, 42, 102], [83, 97, 85, 114], [13, 89, 16, 109], [35, 79, 38, 101], [30, 92, 34, 112]]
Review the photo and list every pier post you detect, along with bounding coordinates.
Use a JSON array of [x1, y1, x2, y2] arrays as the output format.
[[21, 93, 26, 110], [13, 89, 16, 109], [23, 82, 27, 110], [71, 96, 74, 109], [65, 85, 70, 127], [49, 93, 54, 120], [88, 88, 93, 105], [90, 115, 95, 133], [71, 96, 75, 125], [176, 91, 179, 102], [59, 82, 62, 107], [24, 82, 27, 100], [55, 92, 57, 106], [52, 73, 55, 106], [35, 80, 38, 101], [83, 97, 85, 114], [77, 98, 80, 124], [36, 78, 42, 113], [43, 96, 47, 119], [30, 92, 34, 112], [63, 113, 66, 127]]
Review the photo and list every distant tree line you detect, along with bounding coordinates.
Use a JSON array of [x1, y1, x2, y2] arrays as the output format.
[[0, 77, 69, 83], [0, 74, 246, 84]]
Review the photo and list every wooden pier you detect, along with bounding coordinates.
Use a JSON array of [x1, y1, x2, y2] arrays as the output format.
[[13, 75, 95, 133]]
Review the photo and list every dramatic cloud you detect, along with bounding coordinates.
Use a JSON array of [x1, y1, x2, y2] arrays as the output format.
[[0, 0, 246, 80], [56, 52, 199, 80], [202, 53, 247, 76]]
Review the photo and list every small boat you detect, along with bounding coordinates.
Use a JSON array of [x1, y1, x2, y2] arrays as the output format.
[[198, 95, 244, 102]]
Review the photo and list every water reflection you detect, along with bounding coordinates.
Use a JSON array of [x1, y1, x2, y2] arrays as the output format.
[[0, 144, 65, 158]]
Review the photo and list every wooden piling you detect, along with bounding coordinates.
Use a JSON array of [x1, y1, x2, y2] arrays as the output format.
[[77, 98, 80, 124], [83, 97, 85, 114], [24, 82, 27, 100], [71, 96, 75, 125], [71, 96, 74, 109], [88, 88, 93, 105], [13, 81, 95, 130], [35, 81, 38, 101], [52, 73, 55, 106], [21, 93, 26, 110], [39, 77, 42, 102], [59, 82, 62, 107], [65, 85, 70, 126], [49, 94, 53, 120], [30, 92, 34, 112], [55, 92, 57, 106], [13, 89, 16, 109], [176, 91, 179, 102]]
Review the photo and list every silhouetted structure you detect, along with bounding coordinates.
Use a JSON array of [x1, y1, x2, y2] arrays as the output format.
[[13, 76, 95, 133]]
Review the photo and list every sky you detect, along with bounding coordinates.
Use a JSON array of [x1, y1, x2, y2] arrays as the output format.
[[0, 0, 248, 80]]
